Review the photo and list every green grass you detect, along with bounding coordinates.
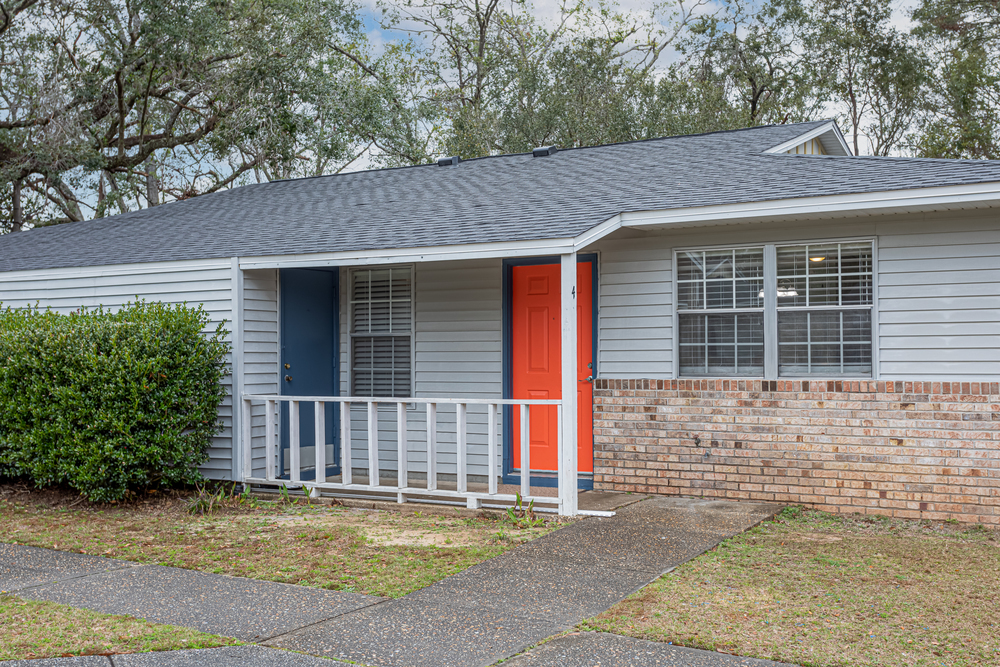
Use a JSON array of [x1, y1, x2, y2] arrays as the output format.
[[583, 507, 1000, 667], [0, 595, 236, 660], [0, 491, 565, 598]]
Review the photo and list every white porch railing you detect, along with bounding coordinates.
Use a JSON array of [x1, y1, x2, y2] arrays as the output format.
[[240, 394, 577, 516]]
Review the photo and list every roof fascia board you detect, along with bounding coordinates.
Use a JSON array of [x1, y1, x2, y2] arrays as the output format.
[[764, 121, 852, 156], [0, 257, 231, 282], [620, 181, 1000, 228], [239, 236, 578, 270]]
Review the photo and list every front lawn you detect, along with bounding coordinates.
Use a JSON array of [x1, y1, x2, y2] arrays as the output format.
[[0, 485, 562, 598], [0, 595, 237, 661], [584, 507, 1000, 667]]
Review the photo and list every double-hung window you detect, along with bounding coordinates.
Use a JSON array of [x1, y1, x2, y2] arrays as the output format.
[[676, 241, 874, 378], [350, 267, 413, 397]]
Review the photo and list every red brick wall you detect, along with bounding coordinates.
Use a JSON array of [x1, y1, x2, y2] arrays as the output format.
[[592, 379, 1000, 525]]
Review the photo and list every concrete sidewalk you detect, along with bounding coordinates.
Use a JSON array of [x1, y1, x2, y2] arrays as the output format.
[[1, 497, 785, 667]]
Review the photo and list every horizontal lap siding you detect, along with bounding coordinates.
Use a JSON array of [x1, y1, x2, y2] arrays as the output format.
[[341, 260, 503, 478], [243, 269, 279, 479], [593, 235, 672, 379], [0, 259, 236, 478], [878, 214, 1000, 379]]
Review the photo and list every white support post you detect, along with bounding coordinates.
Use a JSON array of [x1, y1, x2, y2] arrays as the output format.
[[426, 403, 437, 491], [265, 399, 276, 482], [312, 401, 325, 497], [242, 397, 252, 483], [368, 401, 379, 486], [340, 402, 352, 485], [397, 402, 408, 494], [230, 258, 245, 483], [487, 403, 498, 496], [520, 403, 530, 500], [290, 400, 301, 484], [559, 252, 579, 516], [456, 403, 468, 493]]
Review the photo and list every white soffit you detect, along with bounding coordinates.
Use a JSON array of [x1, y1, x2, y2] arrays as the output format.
[[764, 121, 852, 157]]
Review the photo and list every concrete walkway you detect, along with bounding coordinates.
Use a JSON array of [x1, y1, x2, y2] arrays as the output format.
[[1, 497, 784, 667]]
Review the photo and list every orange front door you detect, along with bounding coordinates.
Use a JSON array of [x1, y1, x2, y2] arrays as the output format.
[[511, 261, 594, 474]]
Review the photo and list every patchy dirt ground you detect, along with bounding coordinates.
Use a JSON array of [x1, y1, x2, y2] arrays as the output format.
[[583, 507, 1000, 667], [0, 483, 566, 598]]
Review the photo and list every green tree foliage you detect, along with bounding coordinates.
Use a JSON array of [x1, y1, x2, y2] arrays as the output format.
[[0, 0, 422, 227], [912, 0, 1000, 158], [0, 301, 230, 502]]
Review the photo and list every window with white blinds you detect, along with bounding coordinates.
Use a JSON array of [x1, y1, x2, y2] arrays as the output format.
[[350, 267, 413, 397]]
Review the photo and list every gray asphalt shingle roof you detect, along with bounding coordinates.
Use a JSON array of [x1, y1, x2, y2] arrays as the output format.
[[4, 120, 1000, 273]]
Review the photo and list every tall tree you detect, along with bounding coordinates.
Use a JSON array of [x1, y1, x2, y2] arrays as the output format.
[[0, 0, 421, 228]]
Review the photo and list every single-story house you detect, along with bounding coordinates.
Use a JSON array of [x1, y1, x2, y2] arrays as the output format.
[[1, 120, 998, 522]]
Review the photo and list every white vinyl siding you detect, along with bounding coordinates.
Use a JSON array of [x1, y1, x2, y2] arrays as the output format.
[[0, 259, 236, 478], [242, 269, 279, 479], [877, 213, 1000, 378], [340, 259, 503, 480], [593, 235, 673, 378]]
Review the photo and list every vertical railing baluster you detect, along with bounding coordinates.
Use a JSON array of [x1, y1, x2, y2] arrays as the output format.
[[242, 397, 252, 483], [557, 403, 565, 514], [314, 401, 325, 489], [265, 399, 276, 482], [520, 403, 530, 500], [397, 402, 407, 491], [426, 402, 437, 491], [487, 403, 498, 496], [368, 401, 379, 487], [456, 403, 467, 493], [341, 401, 352, 485], [290, 400, 301, 484]]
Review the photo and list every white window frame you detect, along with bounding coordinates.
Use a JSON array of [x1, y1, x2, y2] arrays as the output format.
[[673, 237, 878, 380], [348, 265, 416, 398]]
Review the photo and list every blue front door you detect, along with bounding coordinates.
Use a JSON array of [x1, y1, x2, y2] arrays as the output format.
[[280, 268, 339, 480]]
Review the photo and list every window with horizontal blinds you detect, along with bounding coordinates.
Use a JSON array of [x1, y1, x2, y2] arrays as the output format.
[[350, 267, 412, 397]]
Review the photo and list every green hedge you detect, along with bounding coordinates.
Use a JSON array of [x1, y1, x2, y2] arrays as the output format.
[[0, 301, 230, 502]]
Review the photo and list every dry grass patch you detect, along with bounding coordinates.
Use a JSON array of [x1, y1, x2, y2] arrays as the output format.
[[0, 484, 563, 598], [0, 595, 236, 660], [584, 507, 1000, 667]]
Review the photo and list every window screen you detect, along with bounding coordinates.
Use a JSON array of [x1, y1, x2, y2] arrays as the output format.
[[350, 267, 412, 397], [677, 248, 765, 376], [776, 242, 873, 376]]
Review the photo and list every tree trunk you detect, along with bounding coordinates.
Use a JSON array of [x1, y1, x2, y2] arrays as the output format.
[[11, 179, 23, 231], [145, 158, 160, 207]]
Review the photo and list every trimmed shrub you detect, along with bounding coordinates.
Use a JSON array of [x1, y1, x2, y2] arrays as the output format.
[[0, 301, 230, 502]]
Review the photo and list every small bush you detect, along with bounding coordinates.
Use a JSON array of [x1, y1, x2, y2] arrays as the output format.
[[0, 301, 230, 502]]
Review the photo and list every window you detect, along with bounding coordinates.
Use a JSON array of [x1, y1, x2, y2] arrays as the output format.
[[677, 248, 765, 376], [776, 242, 873, 376], [676, 241, 874, 378], [350, 267, 412, 397]]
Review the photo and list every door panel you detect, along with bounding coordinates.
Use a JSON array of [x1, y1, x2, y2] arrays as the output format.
[[511, 261, 594, 475], [280, 268, 339, 480]]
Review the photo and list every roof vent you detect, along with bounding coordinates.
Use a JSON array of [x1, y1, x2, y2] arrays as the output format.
[[532, 145, 558, 157], [437, 155, 461, 167]]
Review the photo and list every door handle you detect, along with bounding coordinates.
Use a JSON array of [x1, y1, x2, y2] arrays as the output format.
[[285, 375, 293, 382], [579, 376, 593, 383]]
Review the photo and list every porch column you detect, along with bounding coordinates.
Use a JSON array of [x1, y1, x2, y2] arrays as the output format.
[[559, 252, 579, 515]]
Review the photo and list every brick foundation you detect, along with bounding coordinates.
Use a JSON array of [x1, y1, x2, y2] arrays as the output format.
[[593, 379, 1000, 524]]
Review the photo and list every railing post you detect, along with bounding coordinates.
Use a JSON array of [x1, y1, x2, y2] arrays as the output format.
[[312, 401, 325, 497], [368, 401, 379, 486], [341, 402, 352, 485], [397, 402, 407, 497], [290, 400, 301, 484], [242, 397, 252, 483], [456, 403, 467, 494], [487, 403, 498, 496], [426, 402, 437, 491], [520, 403, 530, 500], [265, 399, 276, 482]]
